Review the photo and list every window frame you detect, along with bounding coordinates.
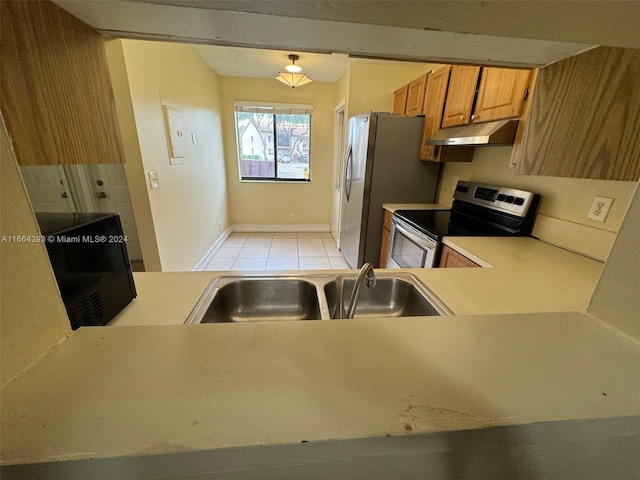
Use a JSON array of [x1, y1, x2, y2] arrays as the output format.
[[234, 101, 313, 183]]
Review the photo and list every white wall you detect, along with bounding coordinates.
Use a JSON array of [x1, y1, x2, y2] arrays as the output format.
[[588, 181, 640, 339], [219, 76, 336, 228], [113, 40, 229, 271], [437, 147, 637, 261], [0, 115, 70, 388]]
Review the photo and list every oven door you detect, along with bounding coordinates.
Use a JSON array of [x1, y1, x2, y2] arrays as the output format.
[[387, 217, 439, 268]]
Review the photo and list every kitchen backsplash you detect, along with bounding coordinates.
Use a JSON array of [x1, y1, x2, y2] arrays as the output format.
[[436, 146, 638, 261]]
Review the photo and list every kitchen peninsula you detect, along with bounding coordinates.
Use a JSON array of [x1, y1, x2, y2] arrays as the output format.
[[2, 234, 639, 478]]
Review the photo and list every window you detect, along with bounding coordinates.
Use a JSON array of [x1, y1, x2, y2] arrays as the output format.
[[235, 102, 312, 182]]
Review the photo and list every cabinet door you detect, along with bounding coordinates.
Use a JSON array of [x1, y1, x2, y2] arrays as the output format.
[[473, 68, 531, 123], [379, 210, 393, 268], [419, 66, 475, 163], [516, 46, 640, 181], [441, 66, 481, 128], [439, 245, 480, 268], [405, 74, 427, 117], [393, 85, 408, 115], [0, 1, 124, 166], [419, 67, 450, 160]]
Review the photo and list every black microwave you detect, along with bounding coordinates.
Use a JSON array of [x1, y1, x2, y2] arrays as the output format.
[[36, 212, 137, 330]]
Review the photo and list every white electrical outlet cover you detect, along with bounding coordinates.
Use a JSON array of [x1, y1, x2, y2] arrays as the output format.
[[587, 196, 613, 222], [148, 171, 160, 189]]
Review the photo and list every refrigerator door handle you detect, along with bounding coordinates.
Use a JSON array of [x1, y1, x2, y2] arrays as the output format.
[[344, 146, 353, 202]]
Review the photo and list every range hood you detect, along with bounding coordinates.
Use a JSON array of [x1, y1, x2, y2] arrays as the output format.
[[427, 119, 519, 146]]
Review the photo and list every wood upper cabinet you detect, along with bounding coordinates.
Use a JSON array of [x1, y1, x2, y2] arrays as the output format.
[[441, 66, 481, 128], [0, 1, 124, 166], [473, 67, 531, 123], [405, 74, 428, 117], [514, 46, 640, 181], [419, 66, 474, 163], [392, 85, 409, 115], [438, 245, 480, 268]]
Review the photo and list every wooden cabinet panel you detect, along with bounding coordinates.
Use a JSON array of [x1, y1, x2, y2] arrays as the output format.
[[439, 245, 480, 268], [510, 69, 538, 167], [515, 46, 640, 181], [419, 66, 474, 163], [379, 209, 393, 268], [441, 66, 481, 128], [382, 209, 393, 231], [473, 68, 531, 123], [419, 67, 449, 160], [393, 85, 408, 115], [0, 1, 124, 166], [405, 74, 427, 117]]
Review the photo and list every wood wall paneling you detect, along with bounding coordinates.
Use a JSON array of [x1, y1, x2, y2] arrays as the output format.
[[0, 1, 124, 166]]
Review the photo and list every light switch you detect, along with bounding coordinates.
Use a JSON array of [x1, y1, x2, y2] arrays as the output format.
[[148, 171, 160, 189]]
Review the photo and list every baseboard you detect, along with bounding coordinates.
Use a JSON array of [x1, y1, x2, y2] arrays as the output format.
[[192, 227, 232, 271], [231, 224, 331, 233]]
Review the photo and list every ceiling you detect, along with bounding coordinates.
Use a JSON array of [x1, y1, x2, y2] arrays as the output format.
[[53, 0, 618, 69], [191, 46, 435, 82]]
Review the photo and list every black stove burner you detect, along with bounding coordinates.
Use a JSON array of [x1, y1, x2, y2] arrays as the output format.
[[394, 204, 532, 241]]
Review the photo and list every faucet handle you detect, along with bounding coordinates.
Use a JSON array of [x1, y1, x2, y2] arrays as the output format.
[[365, 269, 376, 288]]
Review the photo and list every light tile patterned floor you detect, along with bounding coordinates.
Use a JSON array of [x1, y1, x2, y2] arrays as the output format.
[[204, 232, 351, 271]]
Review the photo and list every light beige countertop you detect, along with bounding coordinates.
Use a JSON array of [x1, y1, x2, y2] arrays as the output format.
[[2, 237, 637, 467], [112, 237, 604, 326], [2, 312, 639, 466], [382, 203, 449, 213]]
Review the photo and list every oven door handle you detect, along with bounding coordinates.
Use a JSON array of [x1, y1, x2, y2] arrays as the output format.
[[392, 218, 437, 250]]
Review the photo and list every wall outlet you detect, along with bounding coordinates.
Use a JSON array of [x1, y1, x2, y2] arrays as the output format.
[[289, 214, 295, 222], [587, 196, 613, 222]]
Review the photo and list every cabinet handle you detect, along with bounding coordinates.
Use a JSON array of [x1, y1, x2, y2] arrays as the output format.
[[459, 115, 466, 121], [97, 191, 108, 199], [61, 192, 68, 198], [471, 114, 477, 121]]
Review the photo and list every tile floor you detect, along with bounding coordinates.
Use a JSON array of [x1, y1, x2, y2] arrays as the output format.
[[204, 232, 351, 271]]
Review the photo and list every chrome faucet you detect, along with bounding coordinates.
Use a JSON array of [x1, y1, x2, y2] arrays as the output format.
[[335, 263, 377, 319]]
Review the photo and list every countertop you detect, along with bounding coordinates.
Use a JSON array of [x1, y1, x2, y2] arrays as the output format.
[[382, 203, 449, 213], [2, 237, 639, 467]]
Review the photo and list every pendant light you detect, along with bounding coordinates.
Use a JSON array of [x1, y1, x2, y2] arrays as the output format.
[[276, 54, 313, 88]]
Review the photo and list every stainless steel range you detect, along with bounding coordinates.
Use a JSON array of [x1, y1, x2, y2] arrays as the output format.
[[387, 180, 540, 268]]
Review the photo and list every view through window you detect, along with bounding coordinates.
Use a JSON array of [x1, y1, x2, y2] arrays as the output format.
[[235, 102, 312, 181]]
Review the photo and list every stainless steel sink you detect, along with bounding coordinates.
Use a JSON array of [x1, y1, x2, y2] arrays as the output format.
[[185, 272, 451, 324], [323, 276, 447, 318], [186, 277, 322, 323]]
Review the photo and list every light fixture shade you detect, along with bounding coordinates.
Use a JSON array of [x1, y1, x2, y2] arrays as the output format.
[[285, 64, 302, 73], [276, 72, 313, 88]]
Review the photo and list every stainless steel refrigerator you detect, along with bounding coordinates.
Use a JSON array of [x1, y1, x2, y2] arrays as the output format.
[[339, 112, 441, 268]]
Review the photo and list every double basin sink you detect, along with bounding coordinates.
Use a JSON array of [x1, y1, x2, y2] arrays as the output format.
[[184, 272, 451, 324]]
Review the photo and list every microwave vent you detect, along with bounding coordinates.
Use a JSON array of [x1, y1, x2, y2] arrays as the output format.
[[66, 290, 105, 330]]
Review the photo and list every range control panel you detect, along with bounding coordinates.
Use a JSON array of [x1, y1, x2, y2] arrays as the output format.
[[453, 180, 537, 217]]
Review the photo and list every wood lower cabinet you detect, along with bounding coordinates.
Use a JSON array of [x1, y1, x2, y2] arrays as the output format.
[[405, 74, 427, 117], [379, 209, 393, 268], [439, 245, 480, 268], [393, 85, 408, 115], [473, 67, 531, 123], [441, 65, 481, 128], [0, 1, 124, 166]]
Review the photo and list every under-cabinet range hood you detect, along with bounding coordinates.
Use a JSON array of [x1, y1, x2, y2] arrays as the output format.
[[427, 119, 519, 146]]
